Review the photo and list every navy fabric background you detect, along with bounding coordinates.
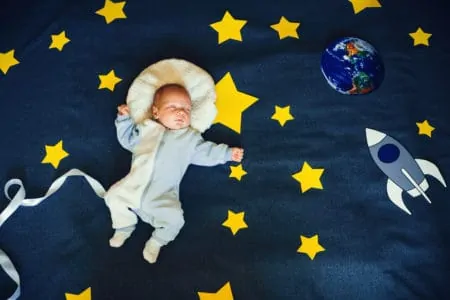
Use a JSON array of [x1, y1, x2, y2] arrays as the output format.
[[1, 0, 449, 299]]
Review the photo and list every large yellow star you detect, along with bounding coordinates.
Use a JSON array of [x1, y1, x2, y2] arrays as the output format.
[[0, 49, 19, 75], [95, 0, 127, 24], [348, 0, 381, 14], [198, 282, 234, 300], [65, 287, 91, 300], [222, 210, 248, 235], [297, 234, 325, 260], [229, 164, 247, 181], [41, 140, 69, 169], [49, 31, 70, 51], [214, 72, 258, 133], [210, 11, 247, 44], [409, 27, 432, 46], [270, 16, 300, 39], [416, 120, 435, 137], [98, 70, 122, 91], [271, 105, 294, 126], [292, 162, 324, 193]]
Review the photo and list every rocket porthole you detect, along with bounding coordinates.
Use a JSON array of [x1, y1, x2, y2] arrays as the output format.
[[377, 144, 400, 163]]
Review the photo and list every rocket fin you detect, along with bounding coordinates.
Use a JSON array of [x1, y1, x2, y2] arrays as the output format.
[[416, 159, 447, 188], [387, 178, 412, 215]]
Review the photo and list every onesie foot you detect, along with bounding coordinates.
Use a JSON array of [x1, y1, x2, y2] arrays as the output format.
[[109, 230, 133, 248], [143, 238, 162, 264]]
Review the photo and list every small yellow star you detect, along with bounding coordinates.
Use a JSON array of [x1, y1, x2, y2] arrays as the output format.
[[198, 281, 234, 300], [229, 164, 247, 181], [297, 234, 325, 260], [49, 31, 70, 51], [409, 27, 432, 46], [98, 70, 122, 91], [65, 287, 91, 300], [416, 120, 435, 137], [95, 0, 127, 24], [214, 72, 258, 133], [210, 11, 247, 44], [292, 162, 324, 193], [270, 16, 300, 39], [222, 210, 248, 235], [41, 140, 69, 169], [0, 49, 20, 75], [271, 105, 294, 126], [348, 0, 381, 14]]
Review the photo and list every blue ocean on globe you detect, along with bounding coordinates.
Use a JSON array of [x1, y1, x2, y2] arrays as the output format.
[[321, 37, 385, 95]]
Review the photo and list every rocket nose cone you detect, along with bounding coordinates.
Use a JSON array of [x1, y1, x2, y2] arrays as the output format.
[[366, 128, 386, 147]]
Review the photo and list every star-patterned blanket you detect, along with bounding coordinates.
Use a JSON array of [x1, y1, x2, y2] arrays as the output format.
[[1, 0, 449, 299]]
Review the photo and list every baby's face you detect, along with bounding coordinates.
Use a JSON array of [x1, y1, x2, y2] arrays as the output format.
[[152, 86, 192, 130]]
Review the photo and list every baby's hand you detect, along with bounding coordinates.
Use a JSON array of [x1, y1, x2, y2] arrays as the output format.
[[231, 147, 244, 162], [117, 104, 130, 116]]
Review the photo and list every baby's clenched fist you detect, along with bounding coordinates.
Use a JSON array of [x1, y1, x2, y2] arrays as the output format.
[[231, 148, 244, 162], [117, 104, 130, 116]]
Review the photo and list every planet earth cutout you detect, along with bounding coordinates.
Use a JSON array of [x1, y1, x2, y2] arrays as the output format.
[[321, 37, 385, 95]]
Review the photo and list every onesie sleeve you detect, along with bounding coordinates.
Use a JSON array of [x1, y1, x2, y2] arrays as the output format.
[[115, 114, 140, 152], [190, 133, 233, 166]]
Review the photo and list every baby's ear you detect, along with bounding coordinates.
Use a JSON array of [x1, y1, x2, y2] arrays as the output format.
[[151, 106, 158, 118]]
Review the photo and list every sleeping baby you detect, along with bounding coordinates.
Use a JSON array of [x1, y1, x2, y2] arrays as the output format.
[[108, 83, 244, 263]]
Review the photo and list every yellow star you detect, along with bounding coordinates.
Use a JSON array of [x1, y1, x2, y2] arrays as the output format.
[[270, 16, 300, 39], [0, 49, 20, 75], [49, 31, 70, 51], [210, 11, 247, 44], [271, 105, 294, 126], [41, 140, 69, 169], [416, 120, 435, 137], [229, 164, 247, 181], [65, 287, 91, 300], [297, 234, 325, 260], [95, 0, 127, 24], [198, 281, 234, 300], [98, 70, 122, 91], [292, 162, 324, 193], [214, 72, 258, 133], [409, 27, 432, 46], [348, 0, 381, 14], [222, 210, 248, 235]]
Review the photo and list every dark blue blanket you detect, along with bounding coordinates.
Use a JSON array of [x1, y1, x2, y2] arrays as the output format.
[[1, 0, 449, 299]]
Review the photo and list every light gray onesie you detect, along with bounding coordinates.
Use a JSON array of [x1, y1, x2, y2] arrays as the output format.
[[109, 114, 233, 246]]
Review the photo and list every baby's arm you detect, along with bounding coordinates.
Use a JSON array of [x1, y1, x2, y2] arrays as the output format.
[[115, 114, 140, 152], [190, 134, 233, 166]]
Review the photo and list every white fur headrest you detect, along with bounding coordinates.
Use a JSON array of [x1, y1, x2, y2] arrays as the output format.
[[126, 58, 217, 133]]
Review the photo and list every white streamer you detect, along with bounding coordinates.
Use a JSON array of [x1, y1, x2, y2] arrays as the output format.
[[0, 168, 106, 299]]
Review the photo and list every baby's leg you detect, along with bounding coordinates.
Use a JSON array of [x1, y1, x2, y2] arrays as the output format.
[[104, 193, 139, 247], [142, 237, 162, 264], [142, 192, 185, 263], [109, 225, 135, 248], [148, 196, 185, 247]]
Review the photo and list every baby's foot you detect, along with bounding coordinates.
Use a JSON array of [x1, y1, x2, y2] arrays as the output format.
[[143, 238, 162, 264], [109, 230, 132, 248]]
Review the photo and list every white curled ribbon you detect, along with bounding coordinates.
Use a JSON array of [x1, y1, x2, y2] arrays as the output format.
[[0, 168, 106, 300]]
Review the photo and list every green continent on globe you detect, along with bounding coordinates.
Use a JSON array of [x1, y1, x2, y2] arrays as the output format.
[[349, 72, 373, 94]]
